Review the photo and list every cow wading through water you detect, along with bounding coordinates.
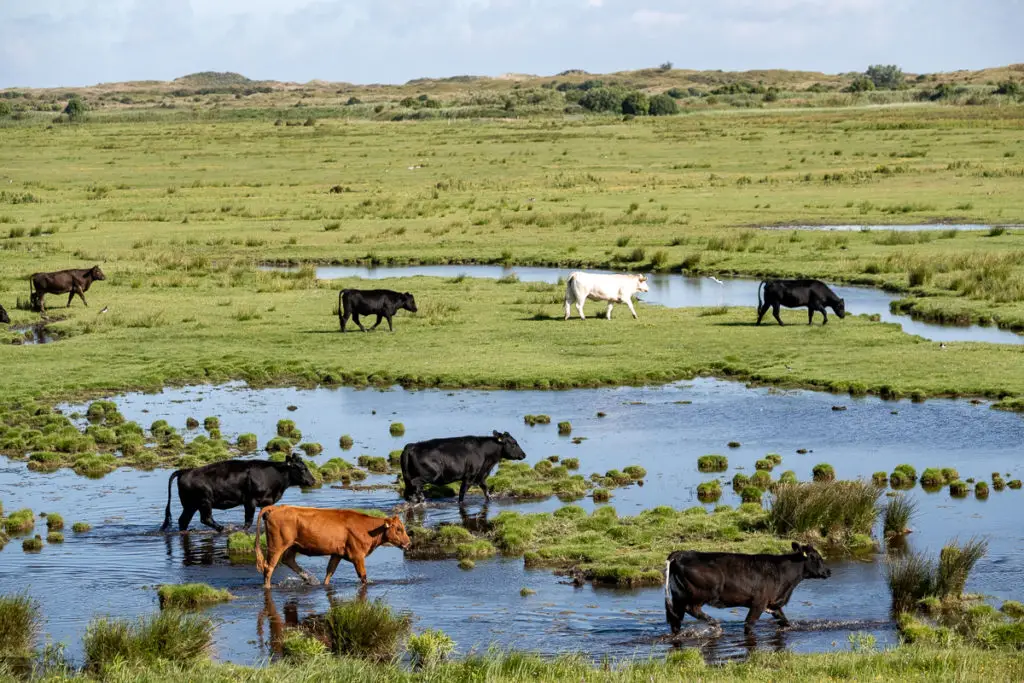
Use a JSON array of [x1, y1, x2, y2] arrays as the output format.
[[564, 271, 649, 320], [161, 453, 317, 532], [401, 431, 528, 504], [254, 505, 411, 586], [757, 279, 846, 326], [664, 542, 832, 634], [29, 265, 106, 314], [338, 288, 417, 332]]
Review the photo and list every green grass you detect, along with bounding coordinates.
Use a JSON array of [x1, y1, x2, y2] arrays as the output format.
[[3, 509, 34, 535], [767, 481, 881, 552], [45, 512, 64, 530], [697, 454, 728, 472], [307, 599, 412, 661], [886, 538, 988, 614], [71, 522, 91, 533], [46, 531, 64, 544], [407, 629, 455, 670], [156, 584, 234, 610], [883, 493, 917, 537], [82, 611, 214, 672], [0, 593, 40, 656]]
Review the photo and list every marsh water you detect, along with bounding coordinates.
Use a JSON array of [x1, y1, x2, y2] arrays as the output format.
[[2, 379, 1022, 665], [266, 264, 1024, 345]]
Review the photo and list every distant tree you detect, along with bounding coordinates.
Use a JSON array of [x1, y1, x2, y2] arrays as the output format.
[[994, 80, 1021, 97], [345, 96, 362, 105], [0, 101, 11, 118], [63, 96, 87, 121], [665, 87, 686, 99], [578, 88, 624, 113], [763, 86, 780, 102], [648, 93, 679, 116], [866, 64, 904, 90], [846, 77, 875, 93], [658, 61, 673, 72], [399, 97, 417, 108], [621, 91, 650, 116]]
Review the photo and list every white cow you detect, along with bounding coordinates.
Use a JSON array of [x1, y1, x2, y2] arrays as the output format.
[[564, 271, 649, 320]]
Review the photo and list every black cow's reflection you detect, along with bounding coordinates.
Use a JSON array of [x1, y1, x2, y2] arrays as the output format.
[[179, 533, 217, 566]]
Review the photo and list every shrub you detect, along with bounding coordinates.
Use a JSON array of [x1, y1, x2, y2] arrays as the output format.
[[949, 480, 969, 497], [557, 421, 572, 435], [886, 551, 934, 613], [812, 464, 835, 482], [157, 583, 234, 610], [0, 593, 40, 655], [866, 64, 904, 90], [236, 433, 258, 452], [185, 417, 200, 430], [407, 629, 456, 669], [750, 471, 772, 490], [281, 630, 329, 660], [72, 522, 91, 533], [83, 611, 214, 671], [622, 465, 646, 480], [277, 419, 301, 441], [579, 88, 624, 112], [768, 481, 881, 542], [935, 538, 987, 598], [203, 417, 219, 432], [975, 481, 989, 499], [300, 442, 323, 456], [883, 493, 916, 537], [339, 435, 354, 450], [765, 453, 783, 466], [696, 480, 721, 502], [22, 535, 43, 552], [389, 423, 405, 437], [63, 96, 87, 121], [265, 437, 292, 454], [562, 457, 580, 470], [1008, 479, 1022, 489], [697, 455, 728, 472], [941, 468, 960, 483], [755, 459, 774, 472], [3, 509, 34, 535], [731, 473, 749, 491], [740, 486, 763, 504], [311, 599, 411, 660], [893, 464, 917, 482], [46, 531, 64, 543], [621, 91, 649, 116], [919, 468, 946, 488], [45, 513, 64, 530], [648, 93, 679, 116], [889, 471, 911, 489], [592, 488, 610, 502]]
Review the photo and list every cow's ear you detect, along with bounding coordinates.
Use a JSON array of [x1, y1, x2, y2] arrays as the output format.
[[493, 430, 503, 442], [791, 541, 801, 553]]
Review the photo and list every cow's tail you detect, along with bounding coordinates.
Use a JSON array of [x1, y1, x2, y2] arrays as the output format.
[[757, 280, 766, 308], [161, 470, 183, 531], [338, 290, 346, 324], [564, 273, 577, 302], [254, 506, 272, 574]]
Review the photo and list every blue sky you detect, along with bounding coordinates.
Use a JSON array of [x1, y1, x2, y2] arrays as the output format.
[[1, 1, 1021, 88]]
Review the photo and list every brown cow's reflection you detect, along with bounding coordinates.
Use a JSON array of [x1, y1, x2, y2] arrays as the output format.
[[257, 589, 300, 654]]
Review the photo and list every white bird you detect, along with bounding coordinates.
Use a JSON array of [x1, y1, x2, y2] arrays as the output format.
[[707, 276, 724, 285], [939, 342, 947, 350], [100, 306, 108, 314]]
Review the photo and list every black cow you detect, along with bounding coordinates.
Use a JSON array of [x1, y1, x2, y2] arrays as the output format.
[[161, 453, 317, 532], [665, 542, 831, 634], [400, 431, 528, 504], [0, 304, 8, 325], [30, 265, 106, 313], [339, 288, 417, 332], [757, 279, 845, 326]]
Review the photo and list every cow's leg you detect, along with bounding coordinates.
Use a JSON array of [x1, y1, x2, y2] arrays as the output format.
[[281, 548, 317, 584], [564, 300, 571, 320], [478, 478, 490, 502], [37, 294, 47, 314], [666, 596, 685, 634], [688, 605, 719, 627], [605, 302, 614, 320], [324, 555, 343, 585], [353, 314, 367, 332], [385, 314, 394, 332], [198, 505, 224, 533], [262, 546, 290, 588], [404, 478, 426, 504], [768, 606, 790, 627], [371, 314, 384, 330], [352, 556, 369, 584], [66, 291, 76, 308], [756, 302, 770, 325], [808, 307, 816, 325], [243, 502, 256, 530], [744, 603, 767, 632], [458, 478, 470, 503], [772, 303, 784, 326], [820, 308, 828, 325], [76, 288, 88, 307], [340, 312, 350, 332], [178, 506, 197, 532], [575, 301, 586, 320], [625, 298, 638, 320]]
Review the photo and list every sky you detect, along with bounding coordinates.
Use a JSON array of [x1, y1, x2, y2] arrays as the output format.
[[1, 1, 1021, 88]]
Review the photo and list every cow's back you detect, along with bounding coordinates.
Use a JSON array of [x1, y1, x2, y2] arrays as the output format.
[[266, 506, 378, 554]]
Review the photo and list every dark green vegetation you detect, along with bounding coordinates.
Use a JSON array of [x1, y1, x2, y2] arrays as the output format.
[[767, 481, 882, 553], [389, 423, 405, 437], [812, 464, 835, 482], [522, 414, 550, 426], [2, 509, 34, 535], [305, 599, 412, 661], [21, 535, 42, 552], [156, 584, 234, 610], [886, 538, 988, 614], [71, 522, 91, 533], [82, 611, 214, 673], [0, 593, 39, 657], [46, 531, 64, 544], [697, 454, 728, 472], [44, 513, 64, 530], [696, 480, 722, 501], [883, 494, 917, 537]]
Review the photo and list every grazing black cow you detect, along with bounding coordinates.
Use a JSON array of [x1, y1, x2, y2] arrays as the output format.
[[400, 431, 528, 504], [161, 453, 317, 532], [757, 279, 845, 326], [664, 542, 831, 634], [338, 288, 417, 332], [29, 265, 106, 313], [0, 304, 8, 325]]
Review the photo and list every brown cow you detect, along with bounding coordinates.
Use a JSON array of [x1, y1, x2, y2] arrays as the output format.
[[254, 505, 411, 588], [29, 265, 106, 313]]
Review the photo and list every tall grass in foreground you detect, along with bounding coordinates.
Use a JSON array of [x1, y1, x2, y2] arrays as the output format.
[[767, 481, 882, 548], [886, 538, 988, 614], [0, 593, 40, 655], [883, 493, 917, 537], [307, 599, 412, 661], [82, 611, 213, 671]]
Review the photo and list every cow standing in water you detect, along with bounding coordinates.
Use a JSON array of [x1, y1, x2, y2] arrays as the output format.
[[564, 271, 649, 320], [400, 431, 528, 504], [664, 543, 831, 634], [161, 454, 317, 532], [29, 265, 106, 313], [757, 279, 846, 326], [255, 505, 411, 586]]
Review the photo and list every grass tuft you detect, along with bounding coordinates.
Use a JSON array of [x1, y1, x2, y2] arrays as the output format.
[[83, 611, 214, 671], [156, 583, 234, 610]]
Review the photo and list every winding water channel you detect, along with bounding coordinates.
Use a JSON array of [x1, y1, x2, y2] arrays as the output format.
[[1, 379, 1021, 664]]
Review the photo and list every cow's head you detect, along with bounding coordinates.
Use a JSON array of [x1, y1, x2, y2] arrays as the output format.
[[285, 452, 318, 488], [90, 265, 107, 281], [831, 297, 846, 319], [0, 305, 9, 325], [379, 515, 412, 550], [493, 430, 527, 461], [636, 274, 649, 293], [792, 542, 831, 579], [401, 292, 418, 313]]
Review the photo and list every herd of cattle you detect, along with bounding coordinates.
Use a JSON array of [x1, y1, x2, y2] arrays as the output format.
[[4, 264, 851, 634]]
